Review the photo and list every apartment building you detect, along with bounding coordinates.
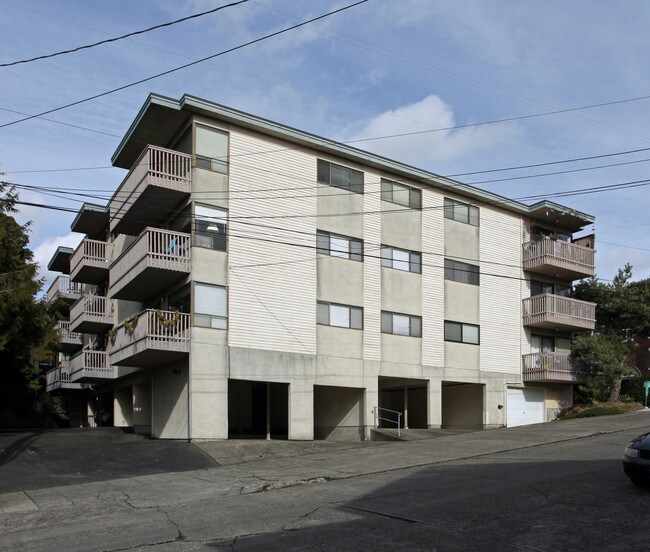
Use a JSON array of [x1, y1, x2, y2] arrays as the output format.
[[45, 93, 597, 439]]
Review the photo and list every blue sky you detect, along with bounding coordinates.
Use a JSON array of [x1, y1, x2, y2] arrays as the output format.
[[1, 0, 649, 287]]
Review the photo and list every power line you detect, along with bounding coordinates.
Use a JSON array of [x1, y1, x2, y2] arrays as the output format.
[[0, 1, 251, 68], [0, 0, 369, 129]]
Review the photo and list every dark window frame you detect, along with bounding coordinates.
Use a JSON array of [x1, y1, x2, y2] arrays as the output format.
[[317, 230, 363, 261], [444, 320, 480, 345], [381, 245, 421, 274], [317, 301, 363, 329], [317, 159, 364, 194], [444, 259, 479, 285], [444, 197, 479, 226], [381, 178, 422, 209], [381, 311, 422, 337]]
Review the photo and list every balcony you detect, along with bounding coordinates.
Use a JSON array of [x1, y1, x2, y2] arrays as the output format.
[[56, 321, 83, 353], [46, 275, 82, 304], [69, 349, 114, 383], [522, 239, 595, 280], [523, 352, 587, 384], [110, 228, 191, 301], [69, 295, 113, 334], [522, 293, 596, 331], [46, 367, 84, 392], [110, 146, 192, 235], [70, 238, 113, 284], [109, 309, 190, 368]]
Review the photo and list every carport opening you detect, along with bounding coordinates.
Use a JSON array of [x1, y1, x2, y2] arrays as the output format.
[[228, 379, 288, 439], [313, 385, 365, 440], [441, 382, 484, 429], [378, 377, 428, 429]]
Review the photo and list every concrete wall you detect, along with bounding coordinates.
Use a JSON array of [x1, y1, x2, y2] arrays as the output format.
[[314, 385, 364, 440], [151, 359, 189, 439], [113, 386, 133, 427], [381, 268, 421, 315], [317, 256, 363, 306], [441, 383, 484, 429]]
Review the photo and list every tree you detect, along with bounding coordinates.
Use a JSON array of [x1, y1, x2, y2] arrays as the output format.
[[0, 181, 60, 425], [573, 264, 650, 402]]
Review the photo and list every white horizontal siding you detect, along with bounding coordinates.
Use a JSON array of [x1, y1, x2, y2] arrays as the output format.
[[479, 206, 523, 375], [363, 172, 382, 360], [422, 190, 445, 367], [227, 127, 317, 354]]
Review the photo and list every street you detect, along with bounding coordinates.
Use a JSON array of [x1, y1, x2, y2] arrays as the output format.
[[1, 413, 649, 551]]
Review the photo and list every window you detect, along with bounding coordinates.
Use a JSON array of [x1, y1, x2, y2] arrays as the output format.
[[195, 124, 229, 174], [381, 311, 422, 337], [444, 321, 480, 344], [317, 159, 364, 194], [317, 302, 363, 329], [381, 179, 421, 208], [195, 204, 227, 251], [381, 246, 421, 273], [444, 198, 479, 226], [317, 231, 363, 261], [531, 334, 555, 353], [194, 283, 227, 329], [444, 259, 479, 285], [531, 280, 571, 297]]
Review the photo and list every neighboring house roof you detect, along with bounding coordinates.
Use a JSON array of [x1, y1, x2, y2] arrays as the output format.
[[112, 93, 595, 232]]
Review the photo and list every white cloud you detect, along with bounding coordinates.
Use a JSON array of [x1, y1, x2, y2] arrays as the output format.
[[348, 95, 524, 172], [33, 233, 81, 294]]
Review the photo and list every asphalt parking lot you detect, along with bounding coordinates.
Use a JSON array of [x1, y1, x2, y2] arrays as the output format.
[[0, 427, 216, 493]]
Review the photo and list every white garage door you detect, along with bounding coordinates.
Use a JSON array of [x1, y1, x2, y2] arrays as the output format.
[[507, 388, 545, 427]]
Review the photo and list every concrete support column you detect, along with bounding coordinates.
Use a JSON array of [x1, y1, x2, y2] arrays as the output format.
[[288, 383, 313, 440], [114, 386, 133, 427], [133, 381, 152, 434], [428, 378, 442, 429], [403, 385, 409, 429]]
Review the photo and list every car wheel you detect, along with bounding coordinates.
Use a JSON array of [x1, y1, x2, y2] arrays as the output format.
[[629, 476, 648, 487]]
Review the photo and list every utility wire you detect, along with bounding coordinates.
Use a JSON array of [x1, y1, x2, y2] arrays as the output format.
[[0, 0, 369, 129], [0, 1, 251, 68]]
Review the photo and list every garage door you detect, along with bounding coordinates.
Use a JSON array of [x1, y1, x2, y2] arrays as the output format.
[[507, 388, 545, 427]]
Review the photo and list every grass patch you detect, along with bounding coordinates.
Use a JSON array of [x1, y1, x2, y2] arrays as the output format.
[[559, 401, 643, 420]]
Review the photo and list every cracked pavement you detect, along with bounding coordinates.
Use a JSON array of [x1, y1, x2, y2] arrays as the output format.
[[1, 411, 650, 550]]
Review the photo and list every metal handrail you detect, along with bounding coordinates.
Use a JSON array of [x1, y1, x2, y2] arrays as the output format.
[[373, 406, 402, 438]]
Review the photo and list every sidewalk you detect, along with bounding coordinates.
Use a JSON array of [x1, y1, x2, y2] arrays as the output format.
[[1, 410, 649, 515]]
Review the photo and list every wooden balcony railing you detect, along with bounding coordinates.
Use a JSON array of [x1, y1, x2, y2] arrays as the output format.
[[57, 320, 83, 347], [522, 293, 596, 330], [46, 275, 82, 304], [109, 309, 190, 366], [522, 239, 595, 278], [522, 352, 587, 383], [110, 228, 191, 295]]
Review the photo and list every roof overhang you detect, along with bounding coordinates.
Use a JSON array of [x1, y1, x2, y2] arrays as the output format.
[[527, 201, 595, 232], [70, 203, 109, 236], [112, 94, 595, 231], [47, 246, 73, 274]]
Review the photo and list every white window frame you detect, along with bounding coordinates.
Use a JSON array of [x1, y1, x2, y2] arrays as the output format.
[[195, 124, 229, 174]]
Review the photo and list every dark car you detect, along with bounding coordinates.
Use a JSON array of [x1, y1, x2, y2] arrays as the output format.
[[623, 432, 650, 486]]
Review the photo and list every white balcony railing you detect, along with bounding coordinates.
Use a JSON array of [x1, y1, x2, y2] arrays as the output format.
[[69, 349, 113, 381], [57, 320, 83, 347], [110, 228, 191, 297], [522, 239, 595, 278], [109, 309, 190, 366], [46, 275, 82, 304], [69, 294, 112, 333], [70, 238, 112, 283], [110, 146, 192, 233], [522, 293, 596, 330], [522, 352, 587, 383], [46, 366, 83, 391]]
